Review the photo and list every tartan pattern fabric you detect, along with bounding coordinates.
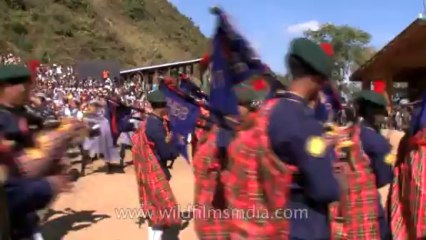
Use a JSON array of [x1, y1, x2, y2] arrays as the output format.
[[193, 127, 230, 240], [131, 121, 180, 226], [196, 109, 210, 135], [389, 129, 426, 239], [194, 109, 210, 156], [225, 99, 298, 239], [329, 125, 380, 240]]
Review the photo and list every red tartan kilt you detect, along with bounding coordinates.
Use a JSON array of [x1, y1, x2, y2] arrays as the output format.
[[132, 123, 181, 227], [223, 100, 299, 239], [329, 126, 380, 240], [193, 204, 230, 240], [329, 171, 379, 239], [225, 136, 295, 238], [193, 171, 230, 240], [144, 172, 180, 226], [193, 130, 230, 239], [194, 173, 230, 240], [390, 131, 426, 239], [195, 128, 205, 143]]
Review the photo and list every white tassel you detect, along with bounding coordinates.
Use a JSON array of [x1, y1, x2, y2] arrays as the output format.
[[33, 232, 44, 240]]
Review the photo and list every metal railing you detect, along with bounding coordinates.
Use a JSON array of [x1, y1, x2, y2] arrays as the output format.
[[120, 58, 202, 75]]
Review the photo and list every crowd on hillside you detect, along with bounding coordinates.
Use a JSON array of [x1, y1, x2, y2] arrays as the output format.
[[0, 53, 149, 108], [0, 53, 21, 65]]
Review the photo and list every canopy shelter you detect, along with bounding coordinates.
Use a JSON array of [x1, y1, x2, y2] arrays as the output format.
[[350, 18, 426, 99]]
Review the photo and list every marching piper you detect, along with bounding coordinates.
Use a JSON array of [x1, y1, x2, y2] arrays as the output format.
[[0, 65, 81, 240], [193, 79, 269, 240], [389, 92, 426, 239], [226, 38, 340, 239], [131, 90, 180, 240], [327, 90, 393, 240]]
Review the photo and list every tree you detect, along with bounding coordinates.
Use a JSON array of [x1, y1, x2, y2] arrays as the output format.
[[303, 23, 375, 82], [276, 74, 290, 86]]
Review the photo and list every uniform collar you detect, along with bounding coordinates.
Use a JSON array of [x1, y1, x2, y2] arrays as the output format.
[[283, 92, 308, 105]]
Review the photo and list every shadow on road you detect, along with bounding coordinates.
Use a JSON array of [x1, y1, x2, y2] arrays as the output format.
[[41, 208, 110, 239]]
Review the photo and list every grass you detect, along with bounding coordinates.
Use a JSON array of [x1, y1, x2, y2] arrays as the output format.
[[0, 0, 208, 68]]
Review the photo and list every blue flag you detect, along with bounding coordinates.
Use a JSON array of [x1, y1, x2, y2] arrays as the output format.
[[179, 78, 208, 100], [322, 83, 342, 113], [210, 33, 239, 115], [160, 84, 200, 161], [315, 83, 342, 122], [208, 7, 277, 116], [213, 7, 262, 71]]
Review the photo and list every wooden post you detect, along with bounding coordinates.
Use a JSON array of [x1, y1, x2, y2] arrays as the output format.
[[189, 64, 194, 75]]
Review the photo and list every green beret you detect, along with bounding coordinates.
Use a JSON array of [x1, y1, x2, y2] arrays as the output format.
[[233, 78, 269, 105], [147, 90, 166, 104], [353, 90, 387, 107], [287, 38, 333, 78], [0, 65, 31, 84]]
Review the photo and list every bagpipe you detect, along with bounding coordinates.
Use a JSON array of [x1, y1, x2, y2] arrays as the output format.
[[104, 91, 215, 168], [23, 105, 101, 139], [104, 91, 224, 130], [17, 105, 102, 180]]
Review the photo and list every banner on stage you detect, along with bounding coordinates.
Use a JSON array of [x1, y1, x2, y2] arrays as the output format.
[[74, 60, 120, 81]]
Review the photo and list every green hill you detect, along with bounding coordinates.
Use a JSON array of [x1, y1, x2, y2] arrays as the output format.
[[0, 0, 208, 67]]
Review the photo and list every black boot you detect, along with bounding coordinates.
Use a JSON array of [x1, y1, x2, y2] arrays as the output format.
[[119, 145, 125, 168]]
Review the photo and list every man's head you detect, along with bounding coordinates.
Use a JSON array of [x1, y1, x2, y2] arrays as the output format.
[[234, 78, 269, 121], [147, 90, 167, 116], [353, 90, 388, 127], [0, 65, 33, 107], [286, 38, 333, 101]]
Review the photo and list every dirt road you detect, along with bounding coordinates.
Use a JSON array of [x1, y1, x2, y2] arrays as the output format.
[[42, 154, 197, 240]]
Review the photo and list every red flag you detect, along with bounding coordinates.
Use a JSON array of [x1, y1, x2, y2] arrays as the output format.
[[200, 53, 210, 66], [199, 52, 210, 74], [320, 42, 334, 57], [252, 78, 267, 91], [373, 80, 386, 94], [27, 60, 41, 82]]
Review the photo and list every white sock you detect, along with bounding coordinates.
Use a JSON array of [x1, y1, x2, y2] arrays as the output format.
[[33, 232, 44, 240], [148, 227, 155, 240], [152, 228, 163, 240]]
